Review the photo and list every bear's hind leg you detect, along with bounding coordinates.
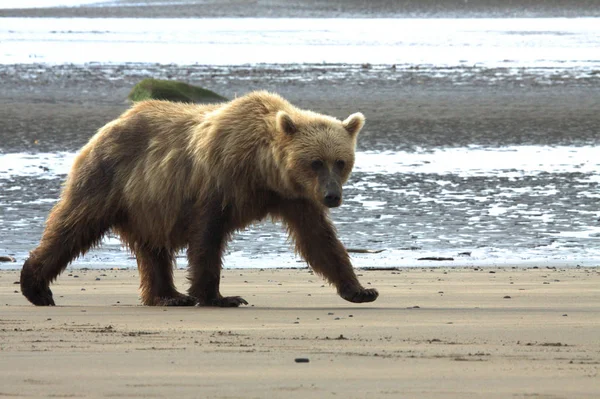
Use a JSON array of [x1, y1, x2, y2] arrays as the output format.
[[134, 244, 196, 306], [187, 201, 248, 307], [21, 201, 110, 306]]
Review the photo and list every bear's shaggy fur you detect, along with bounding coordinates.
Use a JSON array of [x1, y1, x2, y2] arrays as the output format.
[[21, 91, 378, 307]]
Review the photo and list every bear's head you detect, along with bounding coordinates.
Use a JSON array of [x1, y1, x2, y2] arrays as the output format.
[[276, 110, 365, 208]]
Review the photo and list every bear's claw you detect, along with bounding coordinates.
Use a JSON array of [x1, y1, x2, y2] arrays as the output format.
[[340, 287, 379, 303]]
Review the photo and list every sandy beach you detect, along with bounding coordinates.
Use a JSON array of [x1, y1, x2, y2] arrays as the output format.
[[1, 267, 599, 398]]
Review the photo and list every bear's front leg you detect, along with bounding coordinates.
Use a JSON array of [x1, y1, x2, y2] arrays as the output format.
[[187, 201, 248, 307], [279, 199, 379, 303], [134, 243, 197, 306]]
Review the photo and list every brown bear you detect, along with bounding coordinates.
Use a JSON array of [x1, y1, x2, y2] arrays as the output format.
[[20, 91, 379, 307]]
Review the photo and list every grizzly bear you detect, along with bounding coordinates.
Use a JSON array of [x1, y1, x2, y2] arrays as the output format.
[[20, 91, 379, 307]]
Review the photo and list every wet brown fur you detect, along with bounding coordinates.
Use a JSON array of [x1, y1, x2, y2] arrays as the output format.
[[20, 91, 378, 306]]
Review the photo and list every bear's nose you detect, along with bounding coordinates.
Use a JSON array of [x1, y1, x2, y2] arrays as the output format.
[[324, 192, 341, 208]]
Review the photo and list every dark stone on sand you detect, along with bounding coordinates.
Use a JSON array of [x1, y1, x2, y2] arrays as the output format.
[[0, 256, 16, 262], [346, 248, 385, 254], [294, 358, 310, 363], [128, 78, 227, 104]]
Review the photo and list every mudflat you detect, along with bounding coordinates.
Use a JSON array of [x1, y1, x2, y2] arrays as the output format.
[[2, 0, 599, 18], [1, 267, 599, 398]]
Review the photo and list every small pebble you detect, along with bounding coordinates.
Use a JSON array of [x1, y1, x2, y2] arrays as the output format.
[[294, 358, 309, 363], [504, 296, 511, 299]]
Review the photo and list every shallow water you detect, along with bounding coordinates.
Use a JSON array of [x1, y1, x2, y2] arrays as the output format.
[[1, 17, 599, 69], [2, 145, 599, 269], [1, 0, 104, 8]]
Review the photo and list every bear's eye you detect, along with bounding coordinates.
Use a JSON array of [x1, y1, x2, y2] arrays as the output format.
[[311, 160, 324, 171], [335, 160, 346, 169]]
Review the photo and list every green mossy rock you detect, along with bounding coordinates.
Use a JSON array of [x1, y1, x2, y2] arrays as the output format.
[[128, 78, 227, 104]]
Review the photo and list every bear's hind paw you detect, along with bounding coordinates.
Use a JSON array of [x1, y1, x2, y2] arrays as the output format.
[[153, 294, 198, 306], [21, 281, 55, 306]]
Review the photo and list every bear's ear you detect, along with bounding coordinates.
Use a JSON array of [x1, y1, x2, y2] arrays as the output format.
[[276, 111, 297, 135], [342, 112, 365, 137]]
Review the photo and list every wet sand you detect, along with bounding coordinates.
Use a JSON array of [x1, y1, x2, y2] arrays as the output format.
[[2, 63, 598, 153], [2, 0, 600, 18], [1, 267, 599, 398]]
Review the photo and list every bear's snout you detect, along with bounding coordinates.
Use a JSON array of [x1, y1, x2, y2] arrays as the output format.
[[324, 191, 342, 208]]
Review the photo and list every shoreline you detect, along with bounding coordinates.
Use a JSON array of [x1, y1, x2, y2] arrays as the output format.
[[2, 260, 600, 272], [2, 267, 599, 398]]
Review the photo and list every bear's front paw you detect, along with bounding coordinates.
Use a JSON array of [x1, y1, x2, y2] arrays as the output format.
[[340, 287, 379, 303], [197, 296, 249, 307]]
